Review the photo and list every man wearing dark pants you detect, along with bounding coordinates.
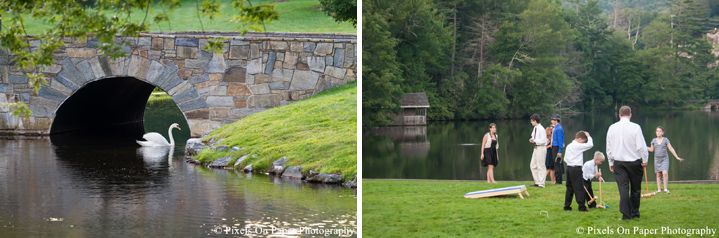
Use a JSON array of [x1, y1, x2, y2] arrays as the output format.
[[607, 106, 648, 220], [551, 114, 565, 184], [563, 131, 593, 212]]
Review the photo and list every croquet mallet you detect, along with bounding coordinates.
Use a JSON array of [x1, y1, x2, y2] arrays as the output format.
[[596, 169, 606, 209], [583, 185, 597, 205], [641, 166, 656, 197]]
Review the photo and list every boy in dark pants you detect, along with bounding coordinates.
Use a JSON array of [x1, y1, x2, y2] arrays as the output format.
[[583, 151, 606, 208], [563, 131, 593, 212]]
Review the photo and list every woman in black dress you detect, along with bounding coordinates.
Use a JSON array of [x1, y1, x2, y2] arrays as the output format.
[[545, 126, 556, 184], [481, 123, 499, 183]]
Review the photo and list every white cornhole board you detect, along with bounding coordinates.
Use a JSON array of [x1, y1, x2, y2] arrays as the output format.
[[464, 185, 530, 199]]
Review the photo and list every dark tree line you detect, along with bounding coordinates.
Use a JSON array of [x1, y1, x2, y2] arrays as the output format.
[[363, 0, 719, 127]]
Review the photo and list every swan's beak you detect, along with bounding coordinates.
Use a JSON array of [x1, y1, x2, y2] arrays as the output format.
[[177, 126, 181, 130]]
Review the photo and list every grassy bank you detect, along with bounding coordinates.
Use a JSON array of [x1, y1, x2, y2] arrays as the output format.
[[195, 82, 356, 181], [363, 180, 719, 237], [22, 0, 355, 34]]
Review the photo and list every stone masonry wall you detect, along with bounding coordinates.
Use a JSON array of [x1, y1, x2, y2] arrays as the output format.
[[0, 32, 357, 137]]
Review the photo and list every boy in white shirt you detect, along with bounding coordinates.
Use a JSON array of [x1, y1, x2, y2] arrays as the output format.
[[563, 131, 593, 212], [582, 151, 605, 209]]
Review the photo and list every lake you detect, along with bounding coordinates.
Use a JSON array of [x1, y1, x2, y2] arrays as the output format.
[[363, 110, 719, 182], [0, 96, 357, 237]]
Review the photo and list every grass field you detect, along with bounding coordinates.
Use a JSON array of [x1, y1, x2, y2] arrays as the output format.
[[363, 180, 719, 237], [195, 82, 357, 181], [22, 0, 355, 34]]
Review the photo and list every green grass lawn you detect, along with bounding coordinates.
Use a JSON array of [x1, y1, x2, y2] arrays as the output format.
[[195, 82, 356, 181], [22, 0, 355, 34], [363, 180, 719, 237]]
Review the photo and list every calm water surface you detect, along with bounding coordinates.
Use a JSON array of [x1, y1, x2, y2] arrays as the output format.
[[363, 110, 719, 182], [0, 97, 357, 237]]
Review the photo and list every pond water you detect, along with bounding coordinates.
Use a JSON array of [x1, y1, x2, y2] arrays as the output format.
[[363, 110, 719, 182], [0, 96, 357, 237]]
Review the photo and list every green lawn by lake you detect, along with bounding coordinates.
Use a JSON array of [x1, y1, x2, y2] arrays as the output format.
[[363, 180, 719, 237], [22, 0, 355, 34]]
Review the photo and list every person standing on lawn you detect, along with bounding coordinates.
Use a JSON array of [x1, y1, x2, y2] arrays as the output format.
[[545, 126, 556, 185], [529, 114, 547, 188], [648, 126, 684, 194], [563, 131, 594, 212], [607, 106, 648, 220], [481, 123, 499, 184], [551, 114, 565, 184]]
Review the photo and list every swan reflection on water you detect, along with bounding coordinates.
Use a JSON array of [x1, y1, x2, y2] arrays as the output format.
[[137, 146, 174, 169]]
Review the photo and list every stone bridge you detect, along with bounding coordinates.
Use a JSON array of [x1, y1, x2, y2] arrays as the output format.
[[0, 32, 356, 138]]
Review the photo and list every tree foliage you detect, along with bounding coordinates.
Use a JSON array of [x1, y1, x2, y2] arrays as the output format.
[[363, 0, 719, 126], [318, 0, 357, 27]]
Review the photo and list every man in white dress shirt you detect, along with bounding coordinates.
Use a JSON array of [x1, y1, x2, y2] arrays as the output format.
[[606, 106, 648, 220], [563, 131, 593, 211], [529, 114, 547, 188]]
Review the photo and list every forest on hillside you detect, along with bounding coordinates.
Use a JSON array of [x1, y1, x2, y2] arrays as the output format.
[[362, 0, 719, 126]]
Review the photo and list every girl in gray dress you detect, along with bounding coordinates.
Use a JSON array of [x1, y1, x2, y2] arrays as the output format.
[[648, 126, 684, 194]]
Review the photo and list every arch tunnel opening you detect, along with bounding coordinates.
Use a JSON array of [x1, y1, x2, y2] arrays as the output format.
[[49, 77, 189, 146]]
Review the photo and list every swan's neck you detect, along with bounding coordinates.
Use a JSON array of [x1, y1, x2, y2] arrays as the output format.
[[168, 126, 175, 146]]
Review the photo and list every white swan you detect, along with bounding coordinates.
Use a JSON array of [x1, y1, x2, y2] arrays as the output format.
[[136, 123, 181, 147]]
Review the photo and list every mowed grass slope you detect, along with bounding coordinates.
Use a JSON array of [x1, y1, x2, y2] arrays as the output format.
[[363, 180, 719, 237], [196, 82, 356, 180], [22, 0, 355, 34]]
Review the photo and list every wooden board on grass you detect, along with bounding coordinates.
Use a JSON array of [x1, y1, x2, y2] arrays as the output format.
[[464, 185, 530, 199]]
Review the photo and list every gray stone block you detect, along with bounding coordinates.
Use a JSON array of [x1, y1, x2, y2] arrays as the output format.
[[306, 173, 343, 184], [160, 73, 183, 92], [28, 105, 53, 118], [0, 84, 10, 93], [98, 56, 113, 76], [89, 57, 105, 79], [19, 93, 30, 102], [178, 97, 207, 111], [282, 166, 304, 180], [223, 67, 246, 83], [268, 157, 287, 175], [269, 81, 289, 90], [206, 53, 227, 73], [145, 61, 165, 84], [38, 86, 68, 102], [172, 87, 200, 104], [303, 42, 316, 52], [154, 62, 179, 87], [30, 96, 60, 110], [60, 57, 84, 84], [308, 57, 325, 73], [208, 157, 232, 168], [176, 38, 199, 47], [264, 52, 276, 75], [234, 155, 248, 167], [137, 37, 152, 46], [55, 73, 79, 91], [75, 60, 95, 82], [246, 58, 263, 74], [249, 84, 270, 95], [314, 43, 333, 56], [198, 50, 213, 61], [206, 96, 234, 107], [189, 73, 210, 84], [248, 95, 280, 108], [184, 59, 209, 69], [289, 71, 320, 90], [231, 40, 250, 46], [271, 69, 294, 82], [324, 66, 346, 79], [333, 49, 345, 67], [325, 56, 334, 66], [9, 75, 28, 84]]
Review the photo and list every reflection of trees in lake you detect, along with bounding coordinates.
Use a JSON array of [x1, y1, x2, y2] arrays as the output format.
[[368, 127, 430, 158]]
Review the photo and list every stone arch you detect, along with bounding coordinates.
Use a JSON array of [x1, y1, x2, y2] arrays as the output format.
[[45, 54, 205, 138]]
